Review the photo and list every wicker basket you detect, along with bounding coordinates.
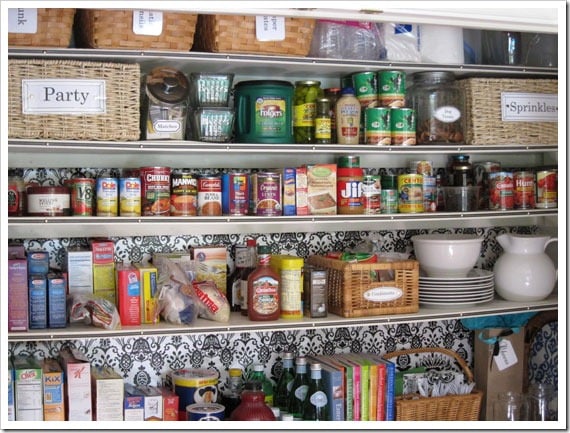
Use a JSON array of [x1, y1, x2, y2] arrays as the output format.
[[75, 9, 197, 51], [459, 78, 558, 145], [385, 347, 484, 421], [8, 59, 141, 141], [193, 14, 315, 56], [306, 255, 419, 318], [8, 8, 75, 47]]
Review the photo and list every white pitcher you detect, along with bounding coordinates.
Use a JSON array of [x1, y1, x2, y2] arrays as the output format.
[[493, 233, 558, 301]]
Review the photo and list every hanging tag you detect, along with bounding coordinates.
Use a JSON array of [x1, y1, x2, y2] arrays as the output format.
[[255, 16, 285, 41], [132, 10, 164, 36], [493, 339, 518, 371], [8, 8, 38, 34]]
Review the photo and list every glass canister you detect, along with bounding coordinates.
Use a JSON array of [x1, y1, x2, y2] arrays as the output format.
[[408, 71, 465, 145], [293, 80, 323, 144], [144, 66, 189, 140]]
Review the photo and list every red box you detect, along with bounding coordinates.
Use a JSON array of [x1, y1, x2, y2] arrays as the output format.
[[8, 259, 28, 331], [116, 263, 141, 326], [90, 239, 115, 265], [158, 386, 179, 421]]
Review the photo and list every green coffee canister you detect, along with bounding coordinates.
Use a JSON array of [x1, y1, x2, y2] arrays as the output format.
[[234, 80, 294, 143]]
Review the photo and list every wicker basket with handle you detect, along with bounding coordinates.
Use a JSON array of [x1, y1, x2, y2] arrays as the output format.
[[385, 347, 484, 421], [193, 14, 316, 56], [75, 9, 198, 51], [8, 8, 76, 47], [459, 78, 558, 145]]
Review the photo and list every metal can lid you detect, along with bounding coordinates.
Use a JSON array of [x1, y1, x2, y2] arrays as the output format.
[[338, 155, 360, 168], [146, 67, 189, 103], [295, 80, 321, 86]]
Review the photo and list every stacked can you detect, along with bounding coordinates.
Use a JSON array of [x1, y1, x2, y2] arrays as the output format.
[[380, 174, 398, 214], [352, 71, 378, 144]]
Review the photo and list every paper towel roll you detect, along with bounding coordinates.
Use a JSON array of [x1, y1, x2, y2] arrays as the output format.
[[419, 25, 465, 64]]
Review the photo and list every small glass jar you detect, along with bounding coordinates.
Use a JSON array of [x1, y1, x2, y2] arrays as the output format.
[[408, 71, 465, 145], [293, 80, 323, 144]]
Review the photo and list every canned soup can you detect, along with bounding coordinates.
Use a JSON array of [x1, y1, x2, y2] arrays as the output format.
[[171, 171, 197, 216], [197, 175, 222, 216], [140, 166, 171, 216]]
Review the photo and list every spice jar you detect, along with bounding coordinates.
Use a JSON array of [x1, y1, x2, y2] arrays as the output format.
[[293, 80, 323, 144], [408, 71, 465, 145]]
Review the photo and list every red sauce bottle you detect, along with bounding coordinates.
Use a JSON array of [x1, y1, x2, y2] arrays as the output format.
[[247, 245, 280, 321], [230, 381, 276, 421]]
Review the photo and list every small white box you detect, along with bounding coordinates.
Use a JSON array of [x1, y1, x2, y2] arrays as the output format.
[[65, 247, 94, 294], [91, 366, 124, 421], [59, 348, 92, 420]]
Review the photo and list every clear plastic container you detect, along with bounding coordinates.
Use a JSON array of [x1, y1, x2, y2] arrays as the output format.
[[188, 107, 234, 142], [189, 73, 234, 107]]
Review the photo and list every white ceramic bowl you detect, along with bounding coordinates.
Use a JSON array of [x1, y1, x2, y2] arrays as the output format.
[[411, 234, 483, 278]]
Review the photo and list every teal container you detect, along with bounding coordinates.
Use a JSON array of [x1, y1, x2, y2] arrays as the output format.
[[234, 80, 294, 143]]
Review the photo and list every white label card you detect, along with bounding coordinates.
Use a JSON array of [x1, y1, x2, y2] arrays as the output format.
[[501, 92, 558, 122], [8, 8, 38, 34], [255, 16, 285, 41], [493, 339, 519, 371], [22, 79, 107, 115], [132, 10, 163, 36]]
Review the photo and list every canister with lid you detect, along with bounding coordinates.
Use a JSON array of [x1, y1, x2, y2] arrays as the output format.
[[144, 67, 190, 140], [408, 71, 465, 145]]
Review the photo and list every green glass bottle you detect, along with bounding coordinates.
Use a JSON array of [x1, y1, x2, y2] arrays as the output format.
[[302, 362, 329, 421], [274, 352, 296, 411], [249, 363, 274, 407], [288, 356, 309, 420]]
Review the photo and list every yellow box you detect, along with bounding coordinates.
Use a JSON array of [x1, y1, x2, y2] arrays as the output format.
[[42, 358, 65, 421], [134, 263, 159, 325], [93, 262, 116, 304]]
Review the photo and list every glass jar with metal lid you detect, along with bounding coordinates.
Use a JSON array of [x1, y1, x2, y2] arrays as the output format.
[[293, 80, 323, 144], [407, 71, 465, 145]]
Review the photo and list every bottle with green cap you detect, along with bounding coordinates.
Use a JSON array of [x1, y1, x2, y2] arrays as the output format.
[[247, 245, 280, 321]]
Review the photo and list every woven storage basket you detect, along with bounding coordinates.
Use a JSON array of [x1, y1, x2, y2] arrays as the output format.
[[75, 9, 197, 51], [193, 14, 315, 56], [8, 59, 141, 141], [385, 347, 484, 421], [459, 78, 558, 145], [8, 8, 75, 47], [306, 255, 419, 318]]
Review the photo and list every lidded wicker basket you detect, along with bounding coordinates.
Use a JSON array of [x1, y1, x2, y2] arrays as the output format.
[[8, 8, 76, 47]]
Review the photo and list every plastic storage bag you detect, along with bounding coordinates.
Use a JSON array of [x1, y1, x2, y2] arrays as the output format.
[[309, 20, 383, 60]]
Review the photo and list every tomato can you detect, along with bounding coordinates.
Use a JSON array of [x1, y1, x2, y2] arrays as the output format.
[[119, 177, 142, 217], [361, 174, 381, 214], [488, 171, 514, 210], [535, 169, 557, 209], [251, 172, 282, 216], [514, 171, 535, 209], [140, 166, 171, 216], [398, 173, 424, 213], [65, 178, 95, 216], [197, 175, 222, 216], [96, 177, 119, 216], [171, 171, 197, 216], [222, 172, 249, 216]]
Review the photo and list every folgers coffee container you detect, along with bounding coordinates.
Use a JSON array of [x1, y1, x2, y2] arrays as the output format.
[[27, 186, 71, 216], [171, 171, 197, 216], [488, 171, 514, 210], [144, 67, 189, 140], [337, 155, 363, 215], [250, 172, 282, 216], [197, 174, 222, 216], [65, 178, 95, 216], [222, 172, 249, 216], [140, 167, 171, 216], [96, 178, 118, 216], [234, 80, 294, 143]]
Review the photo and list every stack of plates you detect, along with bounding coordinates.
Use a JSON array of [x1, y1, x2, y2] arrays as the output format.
[[419, 268, 495, 307]]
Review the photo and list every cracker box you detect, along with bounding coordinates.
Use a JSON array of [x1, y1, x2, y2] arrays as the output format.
[[124, 384, 145, 421], [307, 164, 337, 215], [138, 385, 163, 421], [13, 355, 43, 421], [42, 358, 65, 421], [93, 263, 116, 305], [191, 246, 228, 295], [158, 386, 179, 421], [28, 274, 47, 329], [65, 247, 93, 294], [27, 250, 49, 275], [59, 347, 92, 421], [9, 259, 29, 331], [90, 239, 115, 264], [116, 263, 141, 326], [296, 165, 309, 215], [47, 273, 67, 328], [91, 366, 124, 421], [134, 262, 159, 324]]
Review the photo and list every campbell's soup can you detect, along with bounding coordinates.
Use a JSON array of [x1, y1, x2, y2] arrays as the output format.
[[96, 177, 119, 216], [140, 167, 171, 216], [222, 172, 249, 216], [488, 171, 514, 210], [398, 173, 424, 213], [361, 174, 381, 214], [119, 177, 141, 216], [251, 172, 282, 216], [65, 178, 95, 216], [171, 171, 198, 216], [197, 175, 222, 216], [514, 171, 535, 209], [535, 169, 557, 209]]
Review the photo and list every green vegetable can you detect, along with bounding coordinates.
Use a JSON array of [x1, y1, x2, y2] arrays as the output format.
[[293, 80, 323, 144], [234, 80, 294, 144]]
